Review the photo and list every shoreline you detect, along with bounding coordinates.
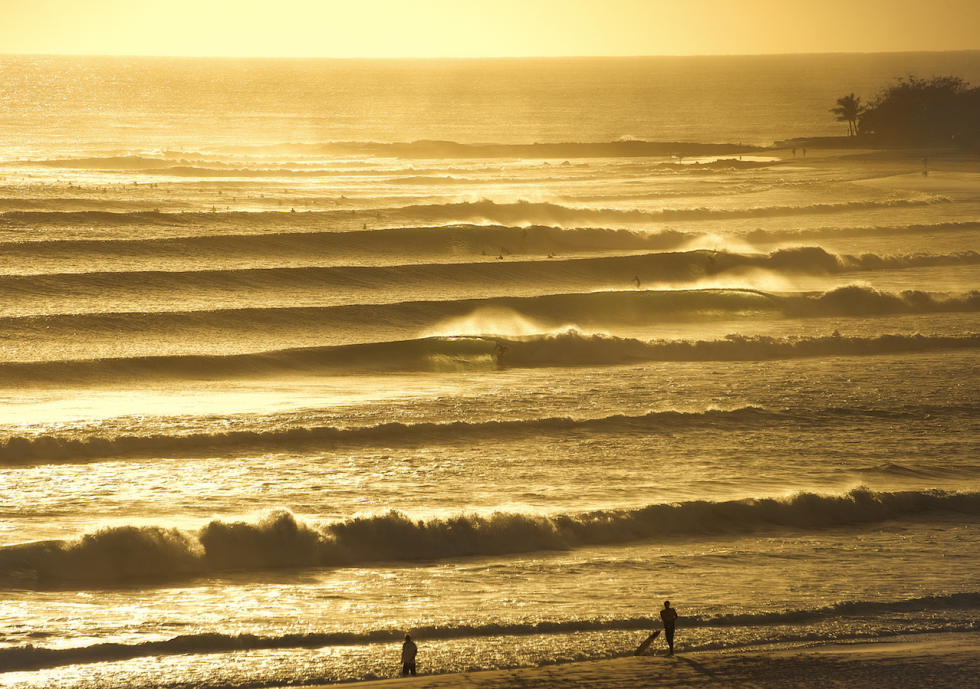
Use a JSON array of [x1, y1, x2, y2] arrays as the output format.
[[301, 632, 979, 688]]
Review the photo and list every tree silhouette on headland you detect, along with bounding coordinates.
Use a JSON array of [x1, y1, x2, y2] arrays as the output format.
[[839, 76, 980, 148], [830, 93, 862, 136]]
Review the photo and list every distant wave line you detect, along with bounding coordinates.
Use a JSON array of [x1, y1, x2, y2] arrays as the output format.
[[57, 139, 766, 161], [1, 401, 976, 464], [0, 197, 954, 229], [0, 224, 689, 257]]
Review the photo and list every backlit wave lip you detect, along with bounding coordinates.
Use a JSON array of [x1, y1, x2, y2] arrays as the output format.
[[0, 489, 977, 590]]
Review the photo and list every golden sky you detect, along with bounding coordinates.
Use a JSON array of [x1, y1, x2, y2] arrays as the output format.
[[2, 0, 978, 58]]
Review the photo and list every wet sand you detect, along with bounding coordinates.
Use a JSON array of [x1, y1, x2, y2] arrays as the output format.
[[310, 633, 978, 688]]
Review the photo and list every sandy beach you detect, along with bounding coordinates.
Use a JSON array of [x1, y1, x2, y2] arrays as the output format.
[[311, 633, 979, 688]]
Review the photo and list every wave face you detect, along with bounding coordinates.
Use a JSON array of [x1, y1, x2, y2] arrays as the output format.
[[1, 489, 976, 589], [0, 332, 976, 389], [2, 590, 975, 672]]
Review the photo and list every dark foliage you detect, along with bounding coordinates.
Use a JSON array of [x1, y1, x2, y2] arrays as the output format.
[[856, 76, 980, 148], [830, 93, 862, 136]]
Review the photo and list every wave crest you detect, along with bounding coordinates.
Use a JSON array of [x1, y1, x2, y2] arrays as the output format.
[[1, 489, 976, 587]]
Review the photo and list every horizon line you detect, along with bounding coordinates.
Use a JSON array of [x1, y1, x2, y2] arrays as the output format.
[[3, 48, 979, 61]]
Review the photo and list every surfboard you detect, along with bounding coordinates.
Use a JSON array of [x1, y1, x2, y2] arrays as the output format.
[[633, 629, 660, 655]]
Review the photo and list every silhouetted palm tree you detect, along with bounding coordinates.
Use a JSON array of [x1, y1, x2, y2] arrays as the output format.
[[830, 93, 862, 136]]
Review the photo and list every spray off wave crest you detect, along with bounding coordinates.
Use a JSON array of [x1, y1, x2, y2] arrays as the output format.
[[1, 489, 977, 589]]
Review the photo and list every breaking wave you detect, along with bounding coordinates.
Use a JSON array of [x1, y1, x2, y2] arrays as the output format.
[[1, 489, 977, 589], [2, 590, 976, 671]]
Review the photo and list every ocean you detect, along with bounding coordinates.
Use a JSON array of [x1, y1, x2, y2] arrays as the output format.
[[0, 52, 978, 687]]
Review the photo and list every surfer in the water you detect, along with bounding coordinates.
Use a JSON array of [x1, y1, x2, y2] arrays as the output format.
[[660, 600, 678, 655]]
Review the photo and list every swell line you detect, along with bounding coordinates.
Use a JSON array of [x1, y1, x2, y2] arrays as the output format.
[[1, 197, 954, 229], [1, 249, 976, 293], [6, 220, 975, 267], [1, 403, 975, 465], [0, 333, 977, 388]]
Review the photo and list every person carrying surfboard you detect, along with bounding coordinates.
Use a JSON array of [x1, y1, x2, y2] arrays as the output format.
[[660, 600, 678, 655]]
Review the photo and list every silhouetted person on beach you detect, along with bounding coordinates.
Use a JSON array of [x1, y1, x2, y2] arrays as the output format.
[[660, 600, 678, 655], [401, 634, 417, 676]]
